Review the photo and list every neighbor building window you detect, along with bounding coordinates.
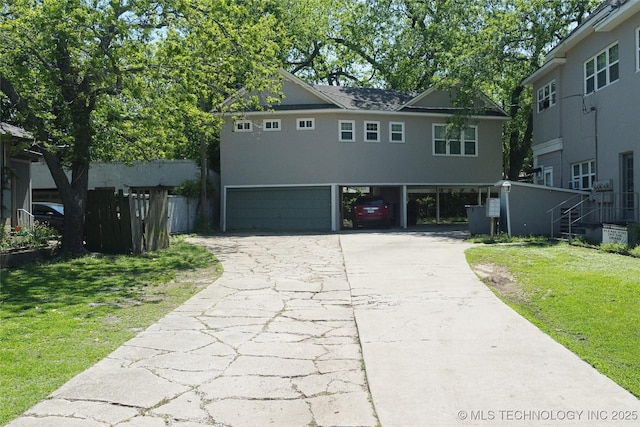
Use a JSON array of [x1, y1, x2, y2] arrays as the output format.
[[433, 124, 478, 156], [571, 160, 596, 190], [637, 27, 640, 72], [389, 122, 405, 143], [585, 43, 619, 94], [234, 120, 252, 132], [339, 120, 355, 142], [364, 121, 380, 142], [263, 119, 281, 131], [543, 166, 553, 187], [537, 80, 556, 112], [296, 118, 315, 130]]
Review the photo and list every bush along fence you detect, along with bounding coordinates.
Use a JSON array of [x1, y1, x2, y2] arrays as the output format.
[[85, 187, 169, 254]]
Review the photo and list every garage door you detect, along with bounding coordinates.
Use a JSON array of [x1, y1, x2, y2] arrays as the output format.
[[226, 187, 332, 231]]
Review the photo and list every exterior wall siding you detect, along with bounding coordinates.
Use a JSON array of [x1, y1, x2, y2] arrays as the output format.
[[530, 8, 640, 196], [221, 113, 503, 188]]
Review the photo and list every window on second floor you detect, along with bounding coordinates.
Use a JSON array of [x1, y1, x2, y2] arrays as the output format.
[[296, 118, 315, 130], [433, 124, 477, 157], [537, 81, 556, 112], [389, 122, 405, 143], [571, 160, 595, 190], [585, 43, 619, 94], [364, 121, 380, 142], [339, 120, 355, 142], [263, 119, 281, 131], [234, 120, 252, 132]]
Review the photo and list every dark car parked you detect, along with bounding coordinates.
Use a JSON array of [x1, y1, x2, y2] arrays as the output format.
[[352, 196, 390, 228], [32, 202, 64, 231]]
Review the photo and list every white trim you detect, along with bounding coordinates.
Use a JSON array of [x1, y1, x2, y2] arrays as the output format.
[[234, 120, 253, 132], [263, 119, 281, 131], [389, 121, 405, 143], [533, 138, 564, 157], [584, 41, 619, 94], [296, 118, 315, 130], [432, 123, 478, 157], [338, 120, 356, 142], [595, 1, 640, 33], [364, 121, 380, 142], [637, 25, 640, 73], [536, 80, 557, 112], [543, 166, 554, 187], [523, 58, 566, 85]]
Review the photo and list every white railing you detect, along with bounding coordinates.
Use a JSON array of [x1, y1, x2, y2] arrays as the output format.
[[17, 208, 34, 229]]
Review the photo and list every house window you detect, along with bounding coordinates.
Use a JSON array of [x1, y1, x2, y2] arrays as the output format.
[[433, 124, 478, 156], [234, 120, 252, 132], [585, 43, 619, 94], [263, 119, 281, 131], [637, 27, 640, 72], [543, 167, 553, 187], [571, 160, 596, 190], [537, 81, 556, 112], [364, 121, 380, 142], [296, 118, 315, 130], [389, 122, 405, 143], [339, 120, 355, 142]]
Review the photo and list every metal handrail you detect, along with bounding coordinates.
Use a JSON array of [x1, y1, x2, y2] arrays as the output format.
[[545, 193, 586, 215], [548, 196, 590, 237], [17, 208, 34, 229]]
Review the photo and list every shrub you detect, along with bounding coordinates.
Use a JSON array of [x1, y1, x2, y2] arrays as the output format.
[[0, 222, 59, 252]]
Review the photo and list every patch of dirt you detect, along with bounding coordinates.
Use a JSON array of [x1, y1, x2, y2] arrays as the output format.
[[471, 263, 529, 304]]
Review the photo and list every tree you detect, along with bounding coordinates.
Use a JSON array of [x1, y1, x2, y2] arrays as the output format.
[[0, 0, 282, 254], [276, 0, 599, 178]]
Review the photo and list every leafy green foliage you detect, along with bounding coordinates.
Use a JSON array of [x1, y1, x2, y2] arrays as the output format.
[[0, 238, 219, 424], [0, 223, 59, 251], [467, 242, 640, 397], [0, 0, 283, 254]]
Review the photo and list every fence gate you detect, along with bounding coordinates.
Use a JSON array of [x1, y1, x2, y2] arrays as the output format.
[[85, 187, 169, 254]]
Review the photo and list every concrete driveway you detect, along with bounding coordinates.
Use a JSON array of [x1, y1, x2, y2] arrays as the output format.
[[9, 231, 639, 426]]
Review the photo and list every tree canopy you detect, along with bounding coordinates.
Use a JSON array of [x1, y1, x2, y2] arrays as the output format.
[[0, 0, 283, 254]]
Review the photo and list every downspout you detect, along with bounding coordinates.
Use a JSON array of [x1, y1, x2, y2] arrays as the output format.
[[592, 106, 598, 181]]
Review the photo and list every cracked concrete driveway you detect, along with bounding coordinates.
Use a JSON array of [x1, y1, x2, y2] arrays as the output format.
[[8, 231, 639, 426]]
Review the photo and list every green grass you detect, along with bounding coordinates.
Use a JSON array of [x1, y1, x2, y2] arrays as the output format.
[[0, 237, 220, 425], [466, 241, 640, 397]]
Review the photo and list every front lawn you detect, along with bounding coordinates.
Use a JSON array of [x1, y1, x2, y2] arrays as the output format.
[[0, 237, 221, 425], [466, 241, 640, 398]]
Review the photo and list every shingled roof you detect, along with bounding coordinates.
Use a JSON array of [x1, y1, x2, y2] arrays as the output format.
[[312, 85, 418, 111], [0, 122, 32, 139]]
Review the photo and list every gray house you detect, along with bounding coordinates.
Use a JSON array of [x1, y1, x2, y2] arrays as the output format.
[[1, 122, 39, 231], [524, 0, 640, 227], [220, 70, 508, 232]]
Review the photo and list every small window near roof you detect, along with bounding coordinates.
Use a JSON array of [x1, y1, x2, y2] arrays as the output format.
[[263, 119, 281, 131], [234, 120, 252, 132], [389, 122, 405, 143], [297, 118, 315, 130]]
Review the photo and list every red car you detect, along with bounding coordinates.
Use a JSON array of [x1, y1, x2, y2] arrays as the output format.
[[352, 196, 391, 228]]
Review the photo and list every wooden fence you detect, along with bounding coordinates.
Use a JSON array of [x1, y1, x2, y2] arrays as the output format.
[[85, 187, 169, 254]]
